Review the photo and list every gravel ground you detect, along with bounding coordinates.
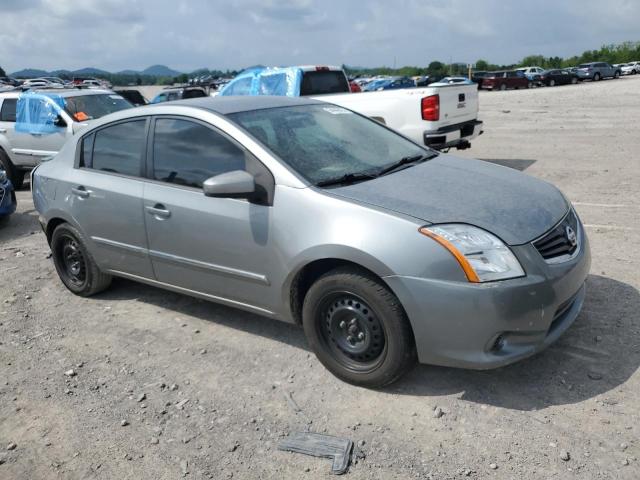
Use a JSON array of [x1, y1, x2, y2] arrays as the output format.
[[1, 76, 639, 479]]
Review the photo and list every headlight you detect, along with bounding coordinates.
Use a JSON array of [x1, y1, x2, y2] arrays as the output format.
[[0, 170, 6, 183], [419, 224, 525, 282]]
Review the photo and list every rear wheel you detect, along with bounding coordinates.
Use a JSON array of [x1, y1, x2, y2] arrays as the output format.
[[499, 83, 507, 91], [571, 77, 578, 84], [51, 223, 112, 296], [527, 81, 533, 89], [614, 71, 620, 79], [549, 79, 556, 87], [302, 267, 416, 388], [0, 150, 23, 189], [593, 72, 601, 81]]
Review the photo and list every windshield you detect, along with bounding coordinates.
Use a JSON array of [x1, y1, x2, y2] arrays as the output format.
[[63, 94, 133, 121], [229, 104, 434, 186]]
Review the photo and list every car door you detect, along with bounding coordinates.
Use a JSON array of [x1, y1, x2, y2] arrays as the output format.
[[67, 118, 154, 278], [7, 95, 69, 167], [143, 116, 275, 311]]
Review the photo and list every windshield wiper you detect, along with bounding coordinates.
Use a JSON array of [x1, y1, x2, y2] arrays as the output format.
[[316, 172, 378, 188], [377, 153, 437, 177]]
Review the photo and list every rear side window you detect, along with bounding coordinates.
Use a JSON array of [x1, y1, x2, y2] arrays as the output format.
[[152, 118, 246, 188], [223, 77, 253, 96], [300, 71, 350, 95], [0, 98, 17, 122], [90, 120, 146, 176]]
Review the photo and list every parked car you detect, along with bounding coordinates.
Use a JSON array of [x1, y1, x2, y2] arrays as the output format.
[[32, 96, 590, 387], [114, 89, 148, 106], [575, 62, 621, 81], [371, 77, 416, 90], [471, 71, 488, 89], [150, 86, 207, 104], [516, 66, 545, 81], [0, 77, 21, 87], [0, 88, 133, 187], [23, 78, 63, 89], [481, 71, 531, 90], [349, 81, 361, 93], [434, 76, 473, 85], [0, 167, 17, 219], [539, 69, 580, 86], [621, 62, 640, 75], [219, 66, 483, 151]]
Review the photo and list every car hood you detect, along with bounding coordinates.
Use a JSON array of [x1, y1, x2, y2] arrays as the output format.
[[328, 155, 569, 245]]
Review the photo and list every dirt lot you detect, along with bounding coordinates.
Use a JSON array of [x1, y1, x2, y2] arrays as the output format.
[[1, 76, 639, 479]]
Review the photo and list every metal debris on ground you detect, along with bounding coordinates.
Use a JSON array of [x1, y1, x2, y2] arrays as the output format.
[[278, 432, 353, 475]]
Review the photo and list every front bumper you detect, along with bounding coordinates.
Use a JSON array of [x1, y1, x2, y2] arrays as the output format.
[[424, 120, 483, 150], [385, 222, 591, 369]]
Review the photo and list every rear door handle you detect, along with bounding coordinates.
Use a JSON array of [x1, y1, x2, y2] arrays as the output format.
[[71, 186, 90, 198], [146, 204, 171, 219]]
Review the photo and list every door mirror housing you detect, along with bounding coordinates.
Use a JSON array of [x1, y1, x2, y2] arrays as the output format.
[[203, 170, 255, 199]]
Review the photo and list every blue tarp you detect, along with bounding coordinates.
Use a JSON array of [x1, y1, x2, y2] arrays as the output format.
[[16, 92, 66, 134], [219, 67, 303, 97]]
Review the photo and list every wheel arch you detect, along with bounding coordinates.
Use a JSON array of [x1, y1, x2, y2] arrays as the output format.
[[284, 249, 401, 326]]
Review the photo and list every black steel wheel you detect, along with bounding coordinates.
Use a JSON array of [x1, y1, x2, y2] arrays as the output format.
[[51, 223, 112, 296], [59, 235, 87, 288], [302, 266, 416, 388], [317, 292, 387, 371]]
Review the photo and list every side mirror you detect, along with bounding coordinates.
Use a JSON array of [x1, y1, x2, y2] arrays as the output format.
[[203, 170, 255, 199], [54, 115, 67, 128]]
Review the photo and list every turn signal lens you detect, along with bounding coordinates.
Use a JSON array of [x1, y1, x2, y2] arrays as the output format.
[[419, 227, 480, 282]]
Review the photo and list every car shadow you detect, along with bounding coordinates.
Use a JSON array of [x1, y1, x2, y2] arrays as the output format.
[[478, 158, 537, 171], [98, 274, 638, 411], [389, 274, 639, 410]]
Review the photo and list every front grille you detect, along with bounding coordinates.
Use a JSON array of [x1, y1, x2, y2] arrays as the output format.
[[533, 209, 579, 262]]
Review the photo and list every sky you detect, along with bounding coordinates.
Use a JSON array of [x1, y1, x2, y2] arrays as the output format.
[[1, 0, 639, 73]]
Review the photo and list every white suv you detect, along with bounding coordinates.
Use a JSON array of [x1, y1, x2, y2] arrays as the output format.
[[0, 88, 132, 187]]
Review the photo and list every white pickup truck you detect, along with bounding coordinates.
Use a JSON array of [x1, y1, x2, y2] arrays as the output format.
[[218, 65, 483, 151]]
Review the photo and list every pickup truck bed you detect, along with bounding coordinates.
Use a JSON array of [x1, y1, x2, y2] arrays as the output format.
[[219, 66, 483, 151], [317, 83, 482, 150]]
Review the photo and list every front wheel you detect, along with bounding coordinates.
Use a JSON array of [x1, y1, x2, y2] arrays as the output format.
[[549, 79, 556, 87], [614, 71, 620, 79], [302, 267, 416, 388], [51, 223, 112, 296], [593, 73, 601, 81], [571, 77, 578, 84]]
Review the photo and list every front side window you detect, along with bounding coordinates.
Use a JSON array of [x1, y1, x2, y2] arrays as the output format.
[[229, 104, 431, 186], [0, 98, 17, 122], [90, 120, 146, 176], [152, 118, 246, 188]]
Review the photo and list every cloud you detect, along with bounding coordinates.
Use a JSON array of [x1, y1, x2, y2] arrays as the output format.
[[0, 0, 638, 74]]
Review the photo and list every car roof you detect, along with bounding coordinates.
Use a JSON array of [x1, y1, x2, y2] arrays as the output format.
[[168, 95, 325, 115]]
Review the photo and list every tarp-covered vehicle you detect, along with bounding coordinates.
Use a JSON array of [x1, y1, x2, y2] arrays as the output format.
[[0, 89, 133, 187]]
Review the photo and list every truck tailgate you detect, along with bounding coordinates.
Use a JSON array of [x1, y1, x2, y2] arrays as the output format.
[[434, 83, 479, 127]]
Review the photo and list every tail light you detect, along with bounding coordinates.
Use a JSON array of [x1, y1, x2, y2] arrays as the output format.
[[421, 94, 440, 121]]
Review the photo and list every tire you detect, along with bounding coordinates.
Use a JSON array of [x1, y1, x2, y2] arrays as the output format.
[[527, 81, 533, 89], [614, 71, 620, 79], [51, 223, 112, 296], [593, 73, 601, 81], [499, 83, 507, 91], [571, 77, 578, 84], [302, 267, 416, 388], [0, 149, 23, 189], [549, 79, 556, 87]]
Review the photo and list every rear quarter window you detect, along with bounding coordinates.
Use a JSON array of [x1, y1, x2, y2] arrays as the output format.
[[0, 98, 17, 122]]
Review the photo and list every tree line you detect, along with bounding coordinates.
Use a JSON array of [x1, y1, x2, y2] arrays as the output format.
[[3, 41, 640, 85], [344, 41, 640, 77]]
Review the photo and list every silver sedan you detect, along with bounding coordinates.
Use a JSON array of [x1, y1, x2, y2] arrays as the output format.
[[32, 96, 590, 387]]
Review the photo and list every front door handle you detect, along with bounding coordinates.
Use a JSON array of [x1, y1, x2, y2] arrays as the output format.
[[71, 186, 90, 198], [146, 204, 171, 219]]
